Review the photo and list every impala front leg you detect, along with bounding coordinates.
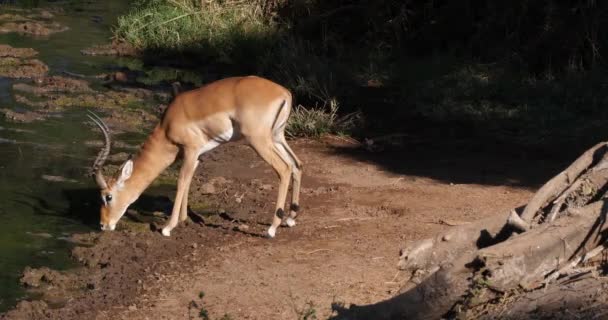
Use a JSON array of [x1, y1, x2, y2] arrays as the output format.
[[179, 185, 190, 223], [162, 148, 199, 236]]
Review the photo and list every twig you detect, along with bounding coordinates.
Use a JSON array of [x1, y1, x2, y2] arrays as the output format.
[[427, 219, 470, 227], [548, 178, 585, 223], [61, 70, 89, 78], [593, 310, 608, 319], [385, 270, 403, 285], [560, 266, 597, 278], [134, 12, 196, 32], [298, 249, 331, 255], [335, 217, 374, 222], [545, 242, 607, 283]]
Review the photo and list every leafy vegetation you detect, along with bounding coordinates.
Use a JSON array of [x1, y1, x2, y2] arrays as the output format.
[[113, 0, 608, 146]]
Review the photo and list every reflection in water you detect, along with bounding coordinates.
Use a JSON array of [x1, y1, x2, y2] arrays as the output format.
[[0, 111, 97, 312], [0, 0, 132, 312]]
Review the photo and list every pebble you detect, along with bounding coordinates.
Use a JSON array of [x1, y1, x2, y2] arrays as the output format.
[[200, 182, 217, 194]]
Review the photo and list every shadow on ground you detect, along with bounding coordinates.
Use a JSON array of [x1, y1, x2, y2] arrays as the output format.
[[328, 130, 591, 188]]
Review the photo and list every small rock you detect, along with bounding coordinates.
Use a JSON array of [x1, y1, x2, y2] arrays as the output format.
[[113, 71, 129, 82], [442, 234, 452, 242], [260, 184, 272, 191], [237, 224, 249, 232], [211, 176, 230, 186], [26, 231, 53, 239], [200, 182, 216, 195], [41, 175, 78, 183], [152, 211, 166, 217], [128, 304, 137, 311], [191, 243, 198, 248]]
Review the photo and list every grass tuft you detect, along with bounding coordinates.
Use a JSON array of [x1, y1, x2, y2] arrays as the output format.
[[114, 0, 272, 62], [287, 99, 362, 138]]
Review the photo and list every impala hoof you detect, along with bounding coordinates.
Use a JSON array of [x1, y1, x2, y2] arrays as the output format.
[[266, 227, 276, 238], [285, 217, 296, 227], [161, 228, 171, 237]]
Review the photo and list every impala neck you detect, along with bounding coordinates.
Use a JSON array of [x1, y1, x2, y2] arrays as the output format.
[[124, 125, 178, 202]]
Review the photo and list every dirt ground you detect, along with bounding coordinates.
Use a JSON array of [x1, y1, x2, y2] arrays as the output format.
[[2, 133, 551, 320]]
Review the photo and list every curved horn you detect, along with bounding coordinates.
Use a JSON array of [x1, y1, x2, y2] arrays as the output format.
[[87, 111, 111, 189]]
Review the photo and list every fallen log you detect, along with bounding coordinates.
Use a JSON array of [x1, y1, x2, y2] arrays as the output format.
[[343, 200, 608, 320], [479, 200, 608, 291], [397, 209, 519, 284]]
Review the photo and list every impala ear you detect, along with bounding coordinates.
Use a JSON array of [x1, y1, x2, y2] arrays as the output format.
[[117, 160, 133, 185]]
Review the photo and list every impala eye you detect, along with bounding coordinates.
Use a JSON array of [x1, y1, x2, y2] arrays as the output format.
[[105, 194, 113, 202]]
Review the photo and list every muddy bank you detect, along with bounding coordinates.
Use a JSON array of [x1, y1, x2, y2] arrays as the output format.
[[81, 40, 138, 57], [0, 108, 45, 123], [1, 218, 233, 320], [8, 74, 169, 131], [0, 44, 48, 78], [0, 9, 68, 36]]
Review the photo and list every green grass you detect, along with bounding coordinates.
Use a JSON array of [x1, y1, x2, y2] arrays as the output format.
[[114, 0, 272, 60]]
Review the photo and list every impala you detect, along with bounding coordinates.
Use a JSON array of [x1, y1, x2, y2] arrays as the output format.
[[88, 76, 303, 238]]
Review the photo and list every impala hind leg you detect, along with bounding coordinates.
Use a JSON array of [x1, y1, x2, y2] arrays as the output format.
[[249, 138, 292, 238], [162, 148, 199, 236], [275, 135, 302, 227]]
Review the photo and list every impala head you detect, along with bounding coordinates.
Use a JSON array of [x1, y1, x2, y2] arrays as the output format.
[[87, 111, 134, 231]]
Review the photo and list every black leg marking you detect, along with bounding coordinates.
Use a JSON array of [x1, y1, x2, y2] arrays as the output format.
[[279, 141, 302, 170], [276, 208, 285, 219], [271, 99, 286, 132], [290, 204, 300, 212]]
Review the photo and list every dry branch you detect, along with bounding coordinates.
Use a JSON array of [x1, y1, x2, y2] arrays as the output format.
[[506, 209, 529, 231], [354, 200, 608, 320], [520, 142, 608, 223], [549, 156, 608, 222]]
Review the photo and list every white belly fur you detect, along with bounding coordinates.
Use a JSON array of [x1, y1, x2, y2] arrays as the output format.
[[197, 127, 235, 156]]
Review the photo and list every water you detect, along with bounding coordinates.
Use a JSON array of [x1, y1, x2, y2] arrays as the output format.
[[0, 0, 133, 312]]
